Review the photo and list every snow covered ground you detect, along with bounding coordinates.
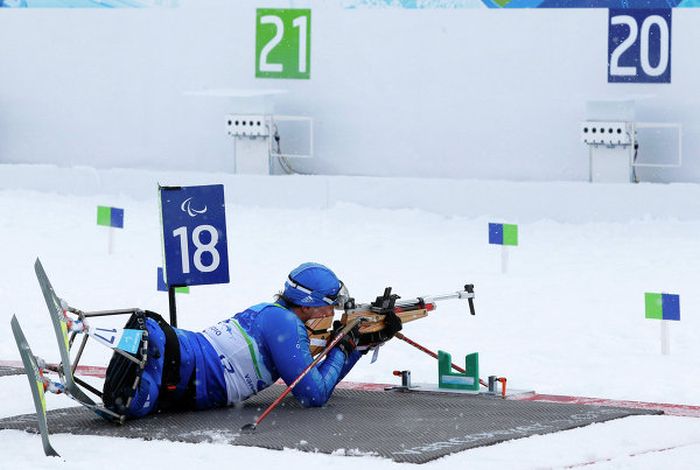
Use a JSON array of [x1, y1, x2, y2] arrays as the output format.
[[1, 166, 699, 468]]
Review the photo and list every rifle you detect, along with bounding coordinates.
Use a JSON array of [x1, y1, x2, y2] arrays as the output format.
[[343, 284, 475, 333], [307, 284, 476, 355]]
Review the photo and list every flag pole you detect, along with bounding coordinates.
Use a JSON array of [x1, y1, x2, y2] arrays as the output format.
[[660, 320, 670, 355], [108, 227, 115, 255]]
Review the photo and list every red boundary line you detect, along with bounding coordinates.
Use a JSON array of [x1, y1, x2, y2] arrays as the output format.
[[3, 360, 699, 418], [336, 381, 389, 392], [511, 393, 700, 418], [0, 360, 107, 378]]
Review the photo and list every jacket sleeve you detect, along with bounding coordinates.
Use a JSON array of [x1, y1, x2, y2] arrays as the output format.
[[259, 308, 362, 407]]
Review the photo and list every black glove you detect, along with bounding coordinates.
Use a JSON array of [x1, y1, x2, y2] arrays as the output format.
[[382, 310, 403, 339], [330, 320, 360, 357], [357, 311, 403, 347]]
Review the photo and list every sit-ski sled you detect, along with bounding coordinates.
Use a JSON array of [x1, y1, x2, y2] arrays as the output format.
[[11, 258, 151, 457]]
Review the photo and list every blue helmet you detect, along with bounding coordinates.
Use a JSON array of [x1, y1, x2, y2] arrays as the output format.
[[283, 262, 343, 307]]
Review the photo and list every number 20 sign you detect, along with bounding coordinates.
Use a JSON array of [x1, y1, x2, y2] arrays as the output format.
[[160, 184, 230, 287], [256, 9, 311, 79], [608, 9, 672, 83]]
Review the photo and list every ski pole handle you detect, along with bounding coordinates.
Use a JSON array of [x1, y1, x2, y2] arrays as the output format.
[[241, 317, 364, 433]]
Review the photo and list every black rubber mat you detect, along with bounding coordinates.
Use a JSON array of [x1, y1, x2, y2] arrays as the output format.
[[0, 365, 24, 377], [0, 386, 660, 463]]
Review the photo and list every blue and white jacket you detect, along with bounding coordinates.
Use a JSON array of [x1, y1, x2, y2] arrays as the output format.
[[199, 299, 361, 407]]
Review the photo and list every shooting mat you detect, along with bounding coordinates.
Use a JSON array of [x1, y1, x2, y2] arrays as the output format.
[[0, 385, 660, 463]]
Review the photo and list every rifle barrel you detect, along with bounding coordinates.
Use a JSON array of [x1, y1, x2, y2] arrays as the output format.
[[398, 289, 474, 307], [345, 288, 474, 314]]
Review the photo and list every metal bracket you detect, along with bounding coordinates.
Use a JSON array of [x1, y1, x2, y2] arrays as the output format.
[[385, 370, 412, 392]]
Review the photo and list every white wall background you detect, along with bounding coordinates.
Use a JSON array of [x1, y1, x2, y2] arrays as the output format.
[[0, 1, 699, 182]]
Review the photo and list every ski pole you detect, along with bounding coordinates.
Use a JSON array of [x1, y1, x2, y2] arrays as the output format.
[[395, 332, 488, 388], [241, 317, 363, 433]]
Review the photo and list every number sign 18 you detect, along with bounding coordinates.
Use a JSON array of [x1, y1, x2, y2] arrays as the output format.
[[608, 9, 672, 83], [160, 184, 230, 287], [256, 9, 311, 79]]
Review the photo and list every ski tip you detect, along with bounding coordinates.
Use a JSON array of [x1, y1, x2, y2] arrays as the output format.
[[44, 445, 61, 458], [240, 423, 257, 434], [10, 314, 22, 334]]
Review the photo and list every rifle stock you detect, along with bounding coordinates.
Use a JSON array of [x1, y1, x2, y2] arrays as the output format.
[[341, 305, 432, 334], [307, 307, 429, 355]]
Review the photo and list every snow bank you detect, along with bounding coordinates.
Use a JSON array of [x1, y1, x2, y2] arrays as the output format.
[[1, 163, 699, 223]]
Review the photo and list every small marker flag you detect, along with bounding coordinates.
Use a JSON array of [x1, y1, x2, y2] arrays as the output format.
[[645, 293, 680, 321], [97, 206, 124, 229], [157, 267, 190, 294], [489, 223, 518, 246]]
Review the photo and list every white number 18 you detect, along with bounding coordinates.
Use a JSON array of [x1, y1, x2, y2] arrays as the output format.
[[173, 225, 221, 274]]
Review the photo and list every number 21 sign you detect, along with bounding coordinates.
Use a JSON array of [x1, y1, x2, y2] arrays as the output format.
[[608, 9, 672, 83], [256, 8, 311, 79], [160, 184, 230, 287]]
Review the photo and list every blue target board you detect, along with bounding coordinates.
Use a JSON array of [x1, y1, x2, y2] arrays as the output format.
[[608, 9, 672, 83], [159, 184, 229, 287]]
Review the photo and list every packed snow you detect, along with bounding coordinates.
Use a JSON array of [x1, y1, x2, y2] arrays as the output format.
[[1, 166, 699, 469]]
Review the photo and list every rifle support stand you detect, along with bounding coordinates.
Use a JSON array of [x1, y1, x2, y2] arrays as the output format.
[[438, 351, 479, 393]]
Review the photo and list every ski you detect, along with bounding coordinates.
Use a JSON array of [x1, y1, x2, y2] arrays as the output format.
[[34, 258, 126, 423], [10, 315, 60, 458], [34, 258, 94, 404]]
